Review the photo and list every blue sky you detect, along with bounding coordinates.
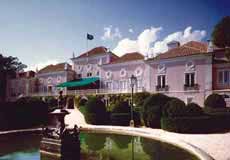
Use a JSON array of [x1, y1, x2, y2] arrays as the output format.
[[0, 0, 229, 70]]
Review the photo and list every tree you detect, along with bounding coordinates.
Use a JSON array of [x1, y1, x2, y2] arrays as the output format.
[[0, 54, 27, 102], [212, 16, 230, 48]]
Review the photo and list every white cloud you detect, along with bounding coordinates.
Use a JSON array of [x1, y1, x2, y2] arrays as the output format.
[[150, 26, 206, 55], [101, 25, 122, 40], [26, 59, 59, 71], [113, 27, 162, 56], [128, 28, 134, 33], [113, 26, 206, 57]]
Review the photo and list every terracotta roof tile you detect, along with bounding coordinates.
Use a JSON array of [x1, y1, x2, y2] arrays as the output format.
[[154, 41, 208, 60], [76, 46, 108, 59], [38, 63, 72, 74], [110, 52, 144, 64]]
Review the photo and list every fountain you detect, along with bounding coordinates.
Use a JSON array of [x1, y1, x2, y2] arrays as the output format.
[[40, 91, 81, 160]]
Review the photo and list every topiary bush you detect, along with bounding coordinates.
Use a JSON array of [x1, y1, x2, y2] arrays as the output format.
[[142, 93, 171, 128], [111, 100, 141, 126], [186, 103, 204, 117], [163, 100, 204, 118], [43, 96, 58, 111], [204, 93, 226, 109], [0, 97, 48, 130], [161, 115, 230, 133], [133, 92, 151, 108], [112, 101, 130, 113], [85, 96, 109, 125], [163, 98, 187, 118]]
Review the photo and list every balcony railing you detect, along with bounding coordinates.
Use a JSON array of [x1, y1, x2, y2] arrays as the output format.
[[156, 85, 169, 92], [28, 87, 145, 97], [184, 84, 199, 90]]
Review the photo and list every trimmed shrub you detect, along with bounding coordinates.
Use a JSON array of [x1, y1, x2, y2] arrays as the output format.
[[163, 98, 187, 118], [204, 107, 230, 115], [45, 96, 58, 109], [85, 96, 109, 125], [161, 115, 230, 133], [111, 101, 141, 126], [186, 103, 204, 116], [112, 101, 130, 113], [0, 97, 48, 130], [163, 99, 204, 118], [133, 92, 151, 108], [204, 93, 226, 109], [142, 93, 171, 128]]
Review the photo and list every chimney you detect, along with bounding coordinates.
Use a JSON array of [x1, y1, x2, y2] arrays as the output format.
[[167, 41, 180, 50], [207, 40, 214, 52], [64, 63, 68, 70], [26, 71, 30, 78], [144, 54, 149, 60]]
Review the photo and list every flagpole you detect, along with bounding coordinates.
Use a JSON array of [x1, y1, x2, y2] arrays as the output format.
[[86, 33, 88, 63]]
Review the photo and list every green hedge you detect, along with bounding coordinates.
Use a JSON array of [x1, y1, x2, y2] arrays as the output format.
[[84, 96, 109, 125], [161, 115, 230, 133], [110, 112, 141, 126], [110, 100, 141, 126], [142, 93, 171, 128], [204, 93, 226, 108], [0, 97, 48, 130]]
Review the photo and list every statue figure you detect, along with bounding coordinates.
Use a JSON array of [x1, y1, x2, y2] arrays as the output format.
[[58, 90, 65, 109]]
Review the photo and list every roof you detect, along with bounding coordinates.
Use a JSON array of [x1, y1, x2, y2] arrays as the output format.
[[73, 46, 114, 59], [56, 77, 99, 88], [16, 71, 35, 78], [38, 63, 72, 74], [109, 52, 144, 64], [153, 41, 208, 60]]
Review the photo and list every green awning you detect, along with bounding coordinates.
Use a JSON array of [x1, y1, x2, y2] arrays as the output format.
[[56, 77, 99, 88]]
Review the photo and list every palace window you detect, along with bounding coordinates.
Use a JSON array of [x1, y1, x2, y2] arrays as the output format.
[[87, 72, 92, 77], [137, 79, 142, 88], [119, 80, 127, 90], [77, 74, 82, 78], [157, 75, 166, 88], [185, 72, 195, 87], [218, 70, 230, 85], [106, 81, 113, 90]]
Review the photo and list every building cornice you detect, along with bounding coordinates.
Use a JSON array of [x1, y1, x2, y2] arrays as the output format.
[[101, 60, 144, 68], [146, 53, 212, 65]]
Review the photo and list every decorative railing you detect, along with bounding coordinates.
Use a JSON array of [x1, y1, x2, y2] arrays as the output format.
[[184, 84, 199, 90], [28, 87, 145, 97], [155, 85, 169, 92]]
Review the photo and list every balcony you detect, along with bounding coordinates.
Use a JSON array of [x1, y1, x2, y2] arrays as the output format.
[[184, 84, 199, 90], [156, 85, 169, 92], [27, 87, 146, 97]]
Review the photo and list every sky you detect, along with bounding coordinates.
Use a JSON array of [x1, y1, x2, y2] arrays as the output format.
[[0, 0, 229, 71]]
